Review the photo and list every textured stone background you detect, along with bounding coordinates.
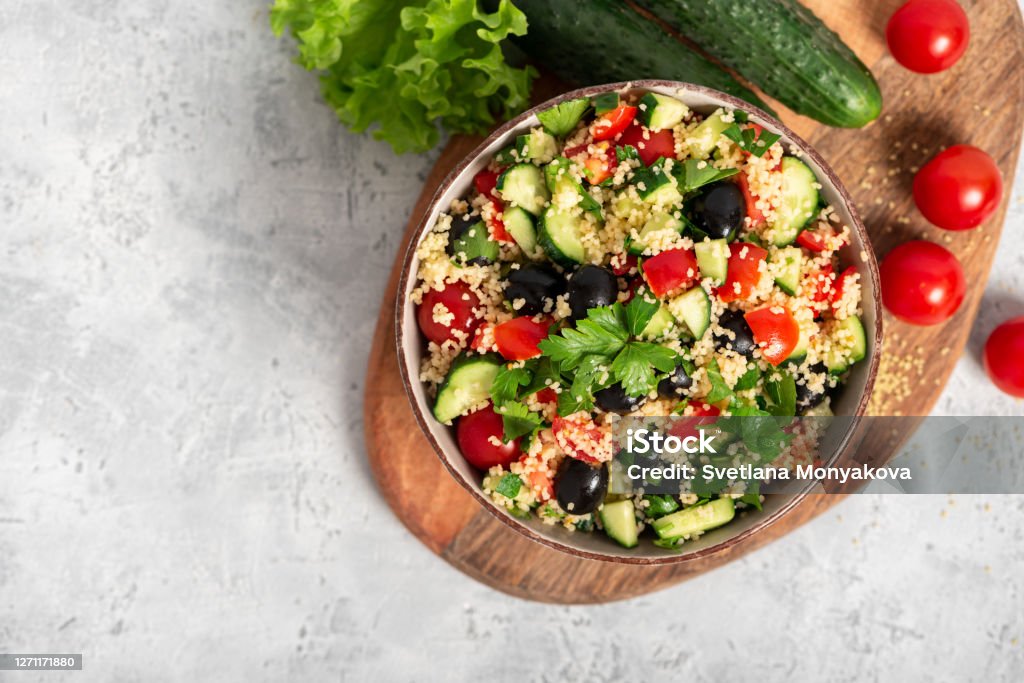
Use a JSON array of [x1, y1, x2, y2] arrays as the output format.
[[1, 1, 1022, 681]]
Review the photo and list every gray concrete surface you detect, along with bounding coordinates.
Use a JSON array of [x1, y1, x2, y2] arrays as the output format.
[[0, 1, 1022, 681]]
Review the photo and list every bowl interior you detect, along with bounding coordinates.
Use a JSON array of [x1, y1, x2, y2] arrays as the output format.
[[396, 81, 881, 563]]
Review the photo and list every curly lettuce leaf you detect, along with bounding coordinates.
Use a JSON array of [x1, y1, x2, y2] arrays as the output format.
[[270, 0, 536, 154]]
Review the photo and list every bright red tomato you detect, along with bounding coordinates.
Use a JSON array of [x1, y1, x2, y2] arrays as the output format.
[[745, 306, 800, 366], [457, 404, 521, 470], [583, 154, 615, 185], [592, 104, 638, 141], [416, 282, 481, 345], [886, 0, 969, 74], [535, 388, 558, 404], [831, 266, 859, 315], [642, 248, 699, 298], [880, 240, 965, 325], [735, 174, 765, 228], [493, 316, 549, 361], [797, 228, 828, 252], [552, 413, 610, 463], [809, 264, 835, 303], [610, 252, 638, 276], [485, 203, 513, 243], [913, 145, 1002, 231], [667, 401, 721, 441], [617, 124, 675, 166], [983, 317, 1024, 398], [473, 169, 501, 200], [718, 242, 768, 303]]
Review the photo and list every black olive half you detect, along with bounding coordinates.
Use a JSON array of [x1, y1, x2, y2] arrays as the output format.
[[691, 181, 746, 241], [714, 309, 757, 357], [594, 383, 647, 414], [796, 362, 830, 412], [504, 263, 566, 316], [567, 265, 618, 320], [554, 458, 609, 515], [657, 364, 693, 399]]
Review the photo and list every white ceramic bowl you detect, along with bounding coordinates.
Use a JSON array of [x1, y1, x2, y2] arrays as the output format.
[[396, 81, 882, 564]]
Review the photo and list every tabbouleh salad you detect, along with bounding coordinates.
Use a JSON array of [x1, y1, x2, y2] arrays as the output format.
[[409, 87, 867, 550]]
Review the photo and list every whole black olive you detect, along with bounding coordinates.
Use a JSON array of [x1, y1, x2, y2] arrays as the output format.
[[657, 364, 693, 399], [796, 362, 830, 412], [567, 265, 618, 320], [504, 263, 566, 315], [554, 458, 609, 515], [714, 309, 757, 357], [594, 383, 647, 414], [691, 182, 746, 241]]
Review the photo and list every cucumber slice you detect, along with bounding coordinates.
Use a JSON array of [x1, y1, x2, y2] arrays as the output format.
[[497, 164, 550, 216], [668, 286, 711, 339], [449, 220, 498, 266], [628, 211, 683, 255], [432, 353, 502, 425], [538, 206, 586, 266], [771, 157, 820, 246], [652, 498, 735, 539], [773, 245, 803, 295], [639, 93, 688, 131], [544, 157, 603, 218], [516, 128, 559, 163], [694, 238, 729, 284], [686, 112, 731, 158], [536, 98, 590, 137], [639, 304, 676, 339], [824, 315, 867, 373], [785, 323, 810, 363], [600, 499, 639, 548], [611, 191, 645, 220], [502, 206, 537, 254], [633, 162, 683, 206]]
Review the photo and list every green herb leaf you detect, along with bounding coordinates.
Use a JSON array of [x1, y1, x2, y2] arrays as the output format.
[[611, 342, 677, 396], [616, 144, 640, 164], [522, 357, 561, 397], [722, 123, 782, 159], [679, 159, 740, 192], [538, 305, 627, 369], [537, 97, 590, 137], [491, 362, 533, 406], [270, 0, 535, 154], [494, 472, 523, 499], [624, 290, 661, 337], [734, 363, 762, 391], [495, 400, 542, 442], [765, 370, 797, 416], [643, 494, 680, 518], [704, 359, 734, 404]]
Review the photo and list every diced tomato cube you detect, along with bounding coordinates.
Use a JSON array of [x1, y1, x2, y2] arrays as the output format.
[[493, 316, 549, 361], [617, 123, 675, 167], [591, 104, 638, 142], [552, 412, 612, 463], [717, 242, 768, 303], [610, 253, 638, 276], [473, 169, 501, 201], [745, 306, 800, 366], [642, 249, 699, 298], [736, 174, 766, 228], [831, 266, 858, 315]]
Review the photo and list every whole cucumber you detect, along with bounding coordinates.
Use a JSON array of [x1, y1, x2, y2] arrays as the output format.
[[633, 0, 882, 127], [486, 0, 775, 115]]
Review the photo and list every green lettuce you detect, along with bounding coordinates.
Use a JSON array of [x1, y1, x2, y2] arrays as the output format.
[[270, 0, 536, 154]]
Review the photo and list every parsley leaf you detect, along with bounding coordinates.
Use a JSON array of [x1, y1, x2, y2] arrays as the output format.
[[538, 305, 627, 369], [490, 362, 533, 406], [616, 144, 639, 163], [624, 290, 661, 337], [704, 358, 734, 404], [522, 357, 561, 397], [494, 472, 523, 499], [765, 370, 797, 416], [722, 123, 782, 159], [495, 401, 542, 442], [678, 158, 740, 192], [733, 363, 762, 391], [611, 342, 677, 396]]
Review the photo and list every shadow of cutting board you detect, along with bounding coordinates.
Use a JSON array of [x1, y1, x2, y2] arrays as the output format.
[[362, 0, 1024, 603]]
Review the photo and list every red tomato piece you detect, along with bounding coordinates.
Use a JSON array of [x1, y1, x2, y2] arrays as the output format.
[[416, 281, 481, 346], [745, 306, 800, 366], [830, 266, 859, 315], [552, 413, 611, 464], [493, 316, 549, 361], [469, 323, 494, 353], [886, 0, 970, 74], [535, 388, 558, 404], [617, 123, 675, 166], [913, 145, 1003, 231], [735, 174, 766, 228], [457, 404, 521, 470], [583, 154, 615, 185], [592, 104, 638, 142], [880, 240, 965, 325], [520, 456, 555, 501], [983, 317, 1024, 398], [642, 249, 699, 298], [611, 253, 638, 276], [718, 242, 768, 303], [473, 169, 501, 200], [797, 229, 828, 252], [485, 201, 514, 243], [808, 264, 835, 304], [667, 401, 721, 442]]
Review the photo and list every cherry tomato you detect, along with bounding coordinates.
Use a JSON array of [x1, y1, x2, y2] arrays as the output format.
[[735, 174, 765, 228], [913, 145, 1002, 231], [617, 123, 675, 166], [456, 403, 521, 470], [886, 0, 969, 74], [592, 104, 638, 142], [642, 248, 699, 298], [417, 282, 481, 345], [718, 242, 768, 303], [473, 169, 501, 200], [493, 316, 550, 361], [983, 317, 1024, 398], [745, 306, 800, 366], [552, 413, 611, 463], [880, 240, 965, 325]]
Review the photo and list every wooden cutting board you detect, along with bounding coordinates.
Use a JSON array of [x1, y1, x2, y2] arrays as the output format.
[[363, 0, 1024, 603]]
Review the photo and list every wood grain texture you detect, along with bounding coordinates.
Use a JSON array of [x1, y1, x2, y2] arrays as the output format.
[[363, 0, 1024, 603]]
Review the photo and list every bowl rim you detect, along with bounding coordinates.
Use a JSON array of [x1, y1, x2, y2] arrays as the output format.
[[394, 80, 883, 565]]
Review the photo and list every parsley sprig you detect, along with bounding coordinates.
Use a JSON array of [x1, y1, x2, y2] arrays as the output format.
[[722, 122, 782, 158]]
